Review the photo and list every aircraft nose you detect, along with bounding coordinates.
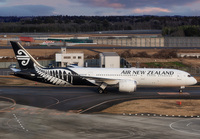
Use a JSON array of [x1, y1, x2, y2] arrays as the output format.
[[194, 78, 198, 84]]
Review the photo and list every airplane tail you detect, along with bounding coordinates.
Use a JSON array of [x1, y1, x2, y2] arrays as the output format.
[[10, 41, 44, 70]]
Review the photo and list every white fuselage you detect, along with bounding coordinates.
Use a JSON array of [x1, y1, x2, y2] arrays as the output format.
[[71, 68, 197, 87]]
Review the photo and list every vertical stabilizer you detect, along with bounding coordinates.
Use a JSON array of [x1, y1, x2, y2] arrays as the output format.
[[10, 41, 44, 70]]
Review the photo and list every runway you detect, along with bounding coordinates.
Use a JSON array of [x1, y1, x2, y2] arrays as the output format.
[[0, 86, 200, 138]]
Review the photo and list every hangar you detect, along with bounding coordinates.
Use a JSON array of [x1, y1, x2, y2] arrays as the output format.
[[99, 52, 120, 68]]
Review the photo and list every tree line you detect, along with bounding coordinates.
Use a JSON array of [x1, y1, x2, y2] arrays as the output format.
[[1, 15, 200, 36]]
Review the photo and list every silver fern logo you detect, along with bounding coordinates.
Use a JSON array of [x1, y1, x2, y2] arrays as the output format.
[[16, 49, 30, 66]]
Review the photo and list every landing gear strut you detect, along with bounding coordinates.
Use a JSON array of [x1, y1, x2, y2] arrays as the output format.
[[98, 83, 107, 94], [179, 86, 185, 93]]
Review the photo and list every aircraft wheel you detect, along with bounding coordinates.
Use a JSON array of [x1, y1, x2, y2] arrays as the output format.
[[179, 86, 185, 93], [98, 88, 104, 94]]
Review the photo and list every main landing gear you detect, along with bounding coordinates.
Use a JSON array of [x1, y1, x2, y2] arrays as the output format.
[[98, 83, 107, 94], [179, 86, 185, 93]]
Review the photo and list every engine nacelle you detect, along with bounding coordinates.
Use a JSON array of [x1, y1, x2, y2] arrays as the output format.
[[119, 80, 137, 93]]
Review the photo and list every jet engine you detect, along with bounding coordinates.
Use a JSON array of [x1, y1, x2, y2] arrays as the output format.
[[119, 80, 137, 93]]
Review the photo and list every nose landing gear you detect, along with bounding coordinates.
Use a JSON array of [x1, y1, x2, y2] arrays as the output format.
[[179, 86, 185, 93], [98, 83, 107, 94]]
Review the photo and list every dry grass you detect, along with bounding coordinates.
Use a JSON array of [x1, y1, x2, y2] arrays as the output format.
[[1, 45, 200, 67], [0, 76, 54, 86], [0, 49, 98, 58]]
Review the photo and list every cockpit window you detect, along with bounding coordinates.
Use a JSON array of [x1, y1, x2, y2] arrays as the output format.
[[188, 75, 192, 77]]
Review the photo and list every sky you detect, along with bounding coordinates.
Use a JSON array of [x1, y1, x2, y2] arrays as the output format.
[[0, 0, 200, 16]]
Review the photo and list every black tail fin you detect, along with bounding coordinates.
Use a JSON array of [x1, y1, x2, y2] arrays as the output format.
[[10, 41, 44, 70]]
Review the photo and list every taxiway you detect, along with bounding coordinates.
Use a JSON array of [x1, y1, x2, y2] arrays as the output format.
[[0, 86, 200, 138]]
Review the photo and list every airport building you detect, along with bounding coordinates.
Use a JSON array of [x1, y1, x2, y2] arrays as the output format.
[[55, 47, 84, 67], [55, 47, 120, 68], [99, 52, 120, 68]]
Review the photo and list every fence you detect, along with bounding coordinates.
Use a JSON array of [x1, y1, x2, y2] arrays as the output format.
[[0, 60, 55, 69], [0, 69, 13, 75], [92, 37, 164, 47], [90, 37, 200, 47], [165, 37, 200, 47]]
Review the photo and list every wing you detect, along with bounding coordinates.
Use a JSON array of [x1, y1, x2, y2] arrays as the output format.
[[80, 75, 120, 85]]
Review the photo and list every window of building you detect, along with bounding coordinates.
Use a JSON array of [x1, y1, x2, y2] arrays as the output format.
[[64, 56, 71, 59]]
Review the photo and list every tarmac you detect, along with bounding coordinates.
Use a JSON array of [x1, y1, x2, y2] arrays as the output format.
[[0, 86, 200, 138]]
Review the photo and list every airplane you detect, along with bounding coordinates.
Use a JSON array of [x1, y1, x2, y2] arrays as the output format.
[[10, 41, 197, 94]]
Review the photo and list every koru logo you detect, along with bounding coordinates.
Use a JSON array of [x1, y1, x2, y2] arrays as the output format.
[[16, 49, 30, 66]]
